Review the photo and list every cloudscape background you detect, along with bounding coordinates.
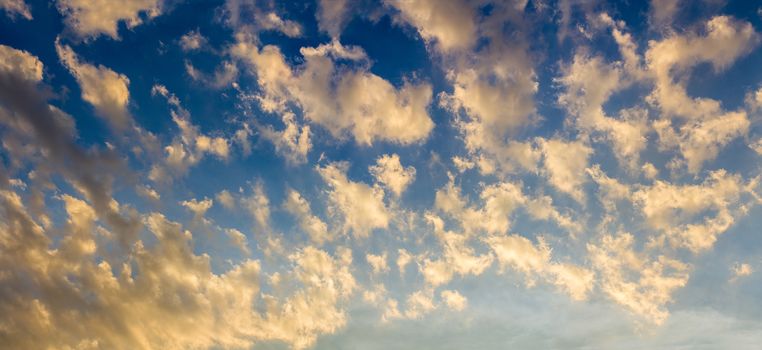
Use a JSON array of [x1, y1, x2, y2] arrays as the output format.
[[1, 0, 762, 348]]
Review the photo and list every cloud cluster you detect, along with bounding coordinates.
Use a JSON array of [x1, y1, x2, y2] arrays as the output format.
[[1, 1, 762, 348]]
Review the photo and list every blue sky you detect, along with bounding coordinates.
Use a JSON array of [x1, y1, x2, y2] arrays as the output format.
[[1, 0, 762, 349]]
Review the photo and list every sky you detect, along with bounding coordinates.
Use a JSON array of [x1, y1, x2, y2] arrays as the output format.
[[1, 0, 762, 349]]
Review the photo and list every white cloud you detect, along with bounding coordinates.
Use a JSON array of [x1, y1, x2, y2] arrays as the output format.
[[370, 153, 416, 197], [56, 0, 164, 39], [317, 162, 390, 238]]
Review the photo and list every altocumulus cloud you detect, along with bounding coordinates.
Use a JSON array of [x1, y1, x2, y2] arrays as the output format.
[[2, 0, 762, 349]]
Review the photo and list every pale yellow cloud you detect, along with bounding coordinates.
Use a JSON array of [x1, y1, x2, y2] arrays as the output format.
[[149, 84, 232, 181], [283, 188, 331, 244], [56, 0, 163, 39], [232, 38, 435, 146], [370, 153, 416, 197], [0, 44, 42, 81], [730, 262, 754, 281], [316, 0, 349, 38], [180, 197, 213, 219], [317, 162, 390, 238], [386, 0, 476, 51], [633, 170, 750, 252], [539, 138, 593, 202], [179, 29, 208, 51], [646, 16, 759, 173], [258, 112, 312, 164], [56, 41, 132, 130], [242, 181, 270, 231], [420, 214, 493, 287], [225, 228, 250, 254], [440, 289, 467, 311], [216, 189, 236, 210], [588, 233, 690, 325], [367, 252, 390, 275], [487, 233, 594, 301], [0, 0, 31, 19]]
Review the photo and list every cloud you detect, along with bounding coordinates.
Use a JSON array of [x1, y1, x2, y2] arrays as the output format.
[[257, 112, 312, 165], [648, 0, 680, 28], [56, 0, 164, 39], [283, 188, 331, 244], [216, 189, 236, 210], [420, 213, 494, 287], [225, 227, 250, 254], [486, 233, 594, 301], [367, 252, 390, 275], [556, 53, 648, 170], [588, 233, 690, 325], [646, 16, 759, 173], [0, 44, 141, 248], [56, 40, 132, 130], [402, 289, 436, 319], [0, 44, 42, 81], [186, 60, 239, 89], [258, 11, 302, 37], [397, 248, 413, 276], [370, 153, 416, 197], [386, 0, 476, 51], [232, 38, 435, 146], [316, 0, 349, 38], [149, 84, 231, 181], [179, 29, 208, 51], [730, 262, 754, 281], [633, 170, 756, 252], [242, 181, 270, 231], [317, 162, 390, 238], [440, 289, 467, 311], [0, 193, 265, 349], [0, 0, 31, 19], [180, 197, 213, 219], [539, 138, 593, 202], [262, 246, 356, 349]]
